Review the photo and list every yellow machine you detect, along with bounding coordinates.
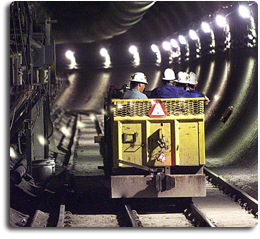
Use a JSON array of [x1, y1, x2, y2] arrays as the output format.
[[100, 89, 206, 198]]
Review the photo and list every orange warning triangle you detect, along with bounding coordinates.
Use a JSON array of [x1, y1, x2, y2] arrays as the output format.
[[148, 100, 168, 118]]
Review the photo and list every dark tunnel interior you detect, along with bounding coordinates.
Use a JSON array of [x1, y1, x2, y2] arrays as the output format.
[[10, 1, 258, 201]]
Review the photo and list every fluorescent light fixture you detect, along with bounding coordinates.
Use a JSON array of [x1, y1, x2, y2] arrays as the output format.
[[178, 35, 187, 45], [238, 5, 251, 19], [151, 44, 159, 53], [100, 48, 108, 57], [129, 45, 138, 54], [189, 30, 198, 40], [65, 50, 75, 60], [151, 44, 161, 63], [201, 22, 211, 33], [170, 39, 179, 48], [216, 15, 227, 27], [65, 50, 77, 69], [129, 45, 140, 66], [162, 41, 171, 51]]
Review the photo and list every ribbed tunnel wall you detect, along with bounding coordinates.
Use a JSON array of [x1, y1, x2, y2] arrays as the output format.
[[185, 50, 258, 168]]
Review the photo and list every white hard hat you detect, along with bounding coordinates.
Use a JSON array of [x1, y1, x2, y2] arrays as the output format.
[[175, 71, 190, 84], [162, 68, 176, 80], [189, 72, 198, 85], [130, 72, 148, 84]]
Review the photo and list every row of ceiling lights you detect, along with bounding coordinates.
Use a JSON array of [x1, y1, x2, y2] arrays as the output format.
[[161, 4, 253, 50], [66, 4, 256, 68]]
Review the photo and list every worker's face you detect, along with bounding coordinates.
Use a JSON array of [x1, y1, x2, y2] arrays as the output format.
[[139, 83, 146, 93]]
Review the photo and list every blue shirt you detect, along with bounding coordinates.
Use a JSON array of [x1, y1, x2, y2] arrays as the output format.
[[150, 84, 204, 98], [123, 89, 148, 99], [186, 89, 204, 98]]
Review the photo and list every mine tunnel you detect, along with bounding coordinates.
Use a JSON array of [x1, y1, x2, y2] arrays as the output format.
[[10, 1, 258, 227]]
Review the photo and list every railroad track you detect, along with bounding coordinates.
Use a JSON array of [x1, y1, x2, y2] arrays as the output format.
[[121, 203, 200, 227], [28, 166, 258, 228], [37, 199, 199, 227], [119, 171, 258, 228], [59, 200, 215, 227], [192, 167, 258, 227]]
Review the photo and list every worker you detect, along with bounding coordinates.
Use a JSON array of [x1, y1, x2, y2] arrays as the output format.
[[150, 68, 202, 98], [185, 71, 210, 105], [187, 72, 198, 90], [123, 72, 148, 99]]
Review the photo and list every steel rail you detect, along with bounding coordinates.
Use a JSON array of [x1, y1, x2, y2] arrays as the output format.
[[124, 205, 140, 227], [204, 167, 258, 217], [189, 202, 216, 227]]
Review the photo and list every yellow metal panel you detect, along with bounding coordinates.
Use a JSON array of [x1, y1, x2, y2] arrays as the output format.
[[198, 120, 205, 164], [147, 121, 173, 166], [117, 121, 122, 160], [174, 120, 180, 165], [113, 121, 119, 167], [119, 122, 144, 166], [178, 121, 199, 166], [145, 120, 150, 165]]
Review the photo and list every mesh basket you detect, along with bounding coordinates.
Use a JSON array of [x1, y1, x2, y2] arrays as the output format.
[[112, 98, 204, 117]]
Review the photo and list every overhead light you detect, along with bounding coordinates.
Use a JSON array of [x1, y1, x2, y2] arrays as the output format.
[[65, 49, 77, 69], [151, 44, 159, 53], [100, 47, 111, 68], [238, 5, 251, 19], [170, 39, 179, 48], [129, 45, 140, 66], [189, 30, 198, 40], [178, 35, 187, 45], [201, 22, 211, 33], [100, 48, 108, 57], [216, 14, 227, 27], [65, 50, 74, 60], [151, 44, 161, 63], [129, 45, 138, 54], [162, 41, 171, 51]]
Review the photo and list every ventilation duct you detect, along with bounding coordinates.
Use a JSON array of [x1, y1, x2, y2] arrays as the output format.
[[33, 1, 155, 44]]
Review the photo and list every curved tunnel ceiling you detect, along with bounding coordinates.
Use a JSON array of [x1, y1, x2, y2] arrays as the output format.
[[32, 1, 228, 45]]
